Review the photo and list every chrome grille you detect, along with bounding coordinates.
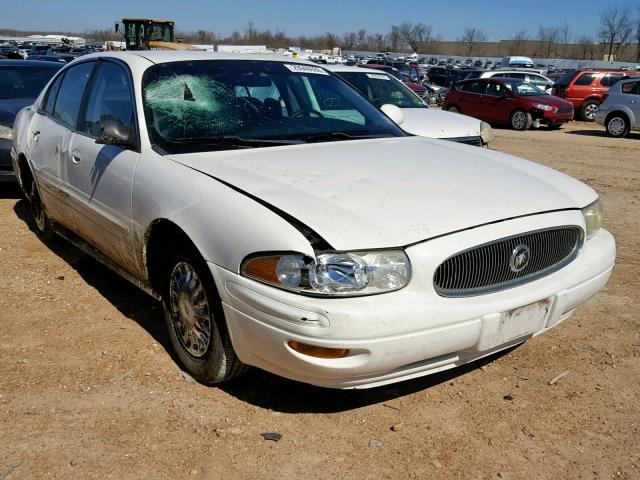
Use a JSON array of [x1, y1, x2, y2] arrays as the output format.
[[433, 226, 583, 297]]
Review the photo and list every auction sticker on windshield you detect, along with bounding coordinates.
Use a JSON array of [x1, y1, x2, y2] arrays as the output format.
[[284, 64, 329, 75], [366, 73, 390, 80]]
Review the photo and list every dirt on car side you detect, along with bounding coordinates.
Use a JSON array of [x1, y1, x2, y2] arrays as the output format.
[[1, 121, 639, 480]]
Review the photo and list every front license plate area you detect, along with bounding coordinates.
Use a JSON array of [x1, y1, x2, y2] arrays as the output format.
[[495, 298, 552, 346]]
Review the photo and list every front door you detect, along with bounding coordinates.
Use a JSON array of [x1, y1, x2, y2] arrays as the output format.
[[65, 60, 140, 272]]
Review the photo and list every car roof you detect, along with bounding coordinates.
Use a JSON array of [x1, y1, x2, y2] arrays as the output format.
[[0, 59, 63, 68], [77, 50, 322, 66], [326, 64, 381, 73]]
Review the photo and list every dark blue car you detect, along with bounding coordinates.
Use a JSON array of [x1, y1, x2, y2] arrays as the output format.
[[0, 60, 63, 182]]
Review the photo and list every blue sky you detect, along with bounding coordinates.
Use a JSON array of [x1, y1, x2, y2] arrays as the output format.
[[0, 0, 632, 40]]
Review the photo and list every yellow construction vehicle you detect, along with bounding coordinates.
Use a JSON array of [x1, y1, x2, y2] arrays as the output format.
[[115, 18, 200, 51]]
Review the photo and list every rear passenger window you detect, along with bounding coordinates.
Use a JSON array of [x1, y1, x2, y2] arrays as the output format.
[[43, 73, 63, 114], [621, 81, 640, 95], [573, 73, 597, 86], [80, 62, 134, 137], [507, 73, 526, 80], [601, 74, 624, 87], [52, 61, 95, 129], [460, 81, 483, 93]]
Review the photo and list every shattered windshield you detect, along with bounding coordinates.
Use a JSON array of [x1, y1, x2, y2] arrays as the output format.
[[142, 60, 405, 153]]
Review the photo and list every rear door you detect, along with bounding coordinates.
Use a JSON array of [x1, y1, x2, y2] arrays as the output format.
[[481, 80, 514, 124], [456, 80, 484, 117], [621, 80, 640, 127], [28, 61, 97, 232], [66, 59, 140, 271]]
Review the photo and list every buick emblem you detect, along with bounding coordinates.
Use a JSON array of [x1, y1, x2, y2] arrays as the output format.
[[509, 244, 530, 272]]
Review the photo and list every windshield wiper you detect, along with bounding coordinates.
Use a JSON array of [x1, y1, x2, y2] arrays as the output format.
[[302, 132, 388, 143], [170, 135, 304, 148]]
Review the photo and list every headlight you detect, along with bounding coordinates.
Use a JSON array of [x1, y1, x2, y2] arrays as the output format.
[[479, 121, 494, 144], [534, 104, 553, 111], [582, 198, 603, 240], [242, 250, 411, 296], [0, 125, 12, 140]]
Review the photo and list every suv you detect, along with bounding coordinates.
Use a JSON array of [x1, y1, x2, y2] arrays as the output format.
[[594, 77, 640, 137], [551, 70, 639, 121]]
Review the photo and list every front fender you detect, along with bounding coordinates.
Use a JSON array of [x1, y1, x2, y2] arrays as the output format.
[[131, 151, 316, 277]]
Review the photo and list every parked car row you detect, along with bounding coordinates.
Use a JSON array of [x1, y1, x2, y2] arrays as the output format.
[[0, 60, 63, 181], [9, 51, 615, 389]]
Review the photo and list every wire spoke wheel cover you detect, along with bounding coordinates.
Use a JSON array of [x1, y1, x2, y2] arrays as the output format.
[[169, 261, 212, 358]]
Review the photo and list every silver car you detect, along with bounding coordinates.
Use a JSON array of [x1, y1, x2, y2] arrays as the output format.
[[594, 77, 640, 138]]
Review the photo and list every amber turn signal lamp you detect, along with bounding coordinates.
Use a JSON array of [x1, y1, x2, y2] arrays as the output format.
[[243, 256, 280, 284], [287, 340, 350, 359]]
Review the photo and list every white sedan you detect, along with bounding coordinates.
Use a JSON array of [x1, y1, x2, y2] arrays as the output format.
[[12, 52, 615, 389], [328, 65, 494, 146]]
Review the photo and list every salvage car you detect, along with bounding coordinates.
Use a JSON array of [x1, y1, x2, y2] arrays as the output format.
[[328, 65, 493, 146], [594, 77, 640, 138], [12, 52, 615, 388], [444, 78, 574, 130], [0, 59, 63, 181]]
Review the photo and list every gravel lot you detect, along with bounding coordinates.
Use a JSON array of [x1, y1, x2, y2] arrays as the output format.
[[1, 121, 638, 480]]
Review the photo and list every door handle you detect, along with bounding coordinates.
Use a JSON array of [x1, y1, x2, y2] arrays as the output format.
[[71, 149, 81, 164]]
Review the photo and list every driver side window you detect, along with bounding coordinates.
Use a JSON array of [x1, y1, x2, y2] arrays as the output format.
[[80, 61, 135, 137]]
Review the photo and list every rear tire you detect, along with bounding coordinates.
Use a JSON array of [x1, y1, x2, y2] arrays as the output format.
[[446, 105, 460, 114], [510, 110, 532, 131], [605, 113, 630, 138], [580, 100, 599, 121], [162, 239, 248, 384], [28, 179, 54, 241]]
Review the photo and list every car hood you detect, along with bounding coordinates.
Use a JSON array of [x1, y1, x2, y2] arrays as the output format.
[[400, 108, 481, 139], [526, 95, 572, 108], [169, 137, 596, 250], [0, 98, 33, 125]]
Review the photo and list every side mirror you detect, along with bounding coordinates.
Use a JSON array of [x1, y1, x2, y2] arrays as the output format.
[[95, 115, 134, 149], [380, 104, 405, 126]]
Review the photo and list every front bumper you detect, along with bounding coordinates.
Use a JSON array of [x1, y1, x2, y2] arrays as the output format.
[[0, 139, 16, 182], [539, 111, 573, 125], [211, 211, 615, 389]]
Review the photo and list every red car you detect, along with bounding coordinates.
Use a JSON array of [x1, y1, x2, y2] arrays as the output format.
[[443, 78, 574, 130], [357, 64, 428, 100], [550, 69, 639, 121]]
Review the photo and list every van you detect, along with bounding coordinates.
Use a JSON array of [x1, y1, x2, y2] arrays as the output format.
[[500, 56, 534, 69]]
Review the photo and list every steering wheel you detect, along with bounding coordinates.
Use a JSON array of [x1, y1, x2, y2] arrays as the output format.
[[291, 109, 325, 118]]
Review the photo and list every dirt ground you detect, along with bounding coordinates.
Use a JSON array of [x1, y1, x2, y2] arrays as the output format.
[[1, 121, 639, 480]]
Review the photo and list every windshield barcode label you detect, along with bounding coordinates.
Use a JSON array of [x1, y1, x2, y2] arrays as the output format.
[[366, 74, 390, 80], [284, 64, 329, 75]]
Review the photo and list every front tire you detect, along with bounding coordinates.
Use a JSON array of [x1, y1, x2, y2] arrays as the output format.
[[580, 100, 599, 121], [162, 240, 247, 384], [510, 110, 532, 131], [605, 114, 630, 138], [446, 105, 460, 114]]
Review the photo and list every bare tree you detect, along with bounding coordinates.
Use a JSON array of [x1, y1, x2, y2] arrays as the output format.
[[636, 6, 640, 62], [575, 35, 597, 60], [598, 5, 633, 61], [397, 22, 433, 53], [459, 28, 487, 56], [508, 30, 529, 55], [536, 26, 561, 58], [558, 23, 571, 58]]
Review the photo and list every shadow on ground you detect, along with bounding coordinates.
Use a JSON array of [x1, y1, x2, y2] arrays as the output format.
[[0, 183, 23, 199], [566, 129, 640, 140], [11, 198, 516, 413]]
